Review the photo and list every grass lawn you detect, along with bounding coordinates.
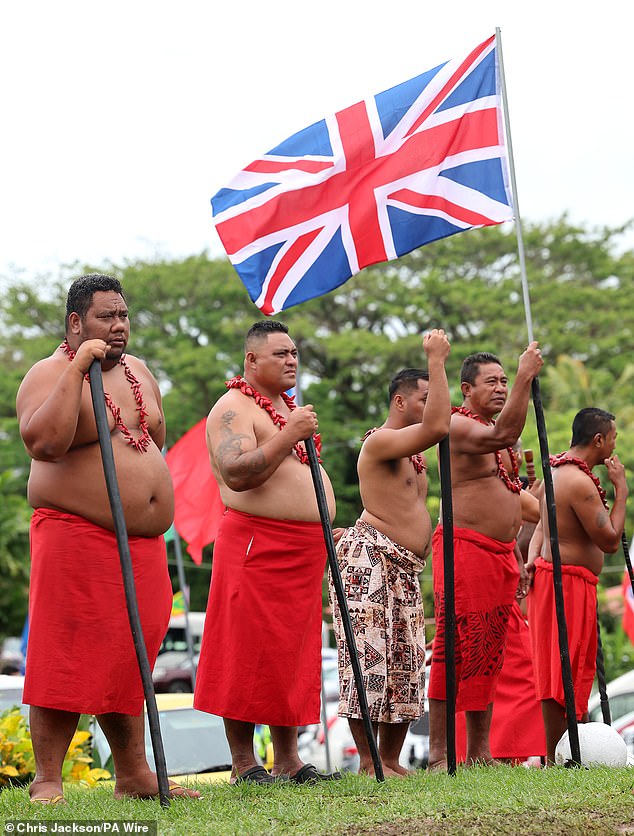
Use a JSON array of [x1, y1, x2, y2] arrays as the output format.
[[1, 767, 634, 835]]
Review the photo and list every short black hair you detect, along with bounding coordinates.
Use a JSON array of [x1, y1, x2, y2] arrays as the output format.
[[388, 368, 429, 404], [245, 320, 289, 350], [65, 274, 124, 331], [460, 352, 502, 385], [571, 407, 616, 447]]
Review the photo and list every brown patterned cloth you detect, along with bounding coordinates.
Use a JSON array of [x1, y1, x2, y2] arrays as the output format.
[[329, 520, 427, 722]]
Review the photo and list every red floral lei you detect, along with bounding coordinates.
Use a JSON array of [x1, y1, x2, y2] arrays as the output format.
[[452, 405, 522, 493], [549, 452, 608, 509], [225, 376, 321, 465], [362, 427, 426, 474], [60, 340, 152, 453]]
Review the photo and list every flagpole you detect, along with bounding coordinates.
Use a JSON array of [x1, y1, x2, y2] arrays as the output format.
[[496, 27, 581, 765]]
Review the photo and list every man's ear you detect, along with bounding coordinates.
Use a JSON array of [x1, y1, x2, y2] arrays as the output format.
[[68, 312, 81, 336], [461, 381, 471, 399], [393, 393, 405, 411], [594, 433, 604, 448]]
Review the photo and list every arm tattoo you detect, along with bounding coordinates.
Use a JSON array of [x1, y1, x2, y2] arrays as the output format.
[[216, 409, 268, 477]]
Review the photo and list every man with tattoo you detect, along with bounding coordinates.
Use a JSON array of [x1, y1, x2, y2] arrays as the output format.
[[194, 320, 340, 784], [527, 408, 627, 762]]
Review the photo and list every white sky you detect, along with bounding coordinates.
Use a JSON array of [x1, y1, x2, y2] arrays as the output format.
[[1, 1, 632, 282]]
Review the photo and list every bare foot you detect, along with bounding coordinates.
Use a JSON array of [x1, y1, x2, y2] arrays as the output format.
[[382, 761, 415, 777], [30, 780, 66, 804], [114, 778, 201, 799], [358, 764, 411, 778]]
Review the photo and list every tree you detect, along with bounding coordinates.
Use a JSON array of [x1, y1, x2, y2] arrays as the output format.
[[1, 216, 633, 637]]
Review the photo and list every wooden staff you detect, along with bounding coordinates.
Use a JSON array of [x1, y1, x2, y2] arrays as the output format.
[[524, 448, 537, 487], [89, 360, 171, 807]]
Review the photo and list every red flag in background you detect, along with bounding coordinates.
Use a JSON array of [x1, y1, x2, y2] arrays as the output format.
[[165, 419, 225, 564], [622, 571, 634, 646]]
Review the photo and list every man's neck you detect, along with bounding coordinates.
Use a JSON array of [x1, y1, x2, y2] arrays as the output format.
[[462, 399, 495, 424], [242, 374, 285, 404], [568, 445, 599, 469]]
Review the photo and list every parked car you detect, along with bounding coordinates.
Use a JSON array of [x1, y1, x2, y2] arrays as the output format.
[[0, 637, 25, 675], [0, 674, 26, 717], [612, 710, 634, 764], [91, 693, 232, 782], [158, 612, 205, 655], [588, 669, 634, 726], [401, 713, 430, 769], [152, 651, 198, 693]]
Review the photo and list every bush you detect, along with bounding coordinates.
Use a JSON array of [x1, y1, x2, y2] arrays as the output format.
[[0, 708, 111, 789]]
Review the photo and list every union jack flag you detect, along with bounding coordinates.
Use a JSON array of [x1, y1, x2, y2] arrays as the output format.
[[212, 34, 513, 315]]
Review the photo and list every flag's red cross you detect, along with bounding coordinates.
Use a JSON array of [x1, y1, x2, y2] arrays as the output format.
[[216, 37, 499, 314]]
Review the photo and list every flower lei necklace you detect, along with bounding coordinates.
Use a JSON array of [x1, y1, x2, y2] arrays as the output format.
[[60, 340, 152, 453], [362, 427, 426, 474], [452, 405, 522, 494], [549, 452, 608, 509], [225, 376, 321, 465]]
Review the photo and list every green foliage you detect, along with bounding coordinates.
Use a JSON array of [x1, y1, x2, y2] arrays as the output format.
[[0, 708, 110, 788], [1, 217, 634, 626]]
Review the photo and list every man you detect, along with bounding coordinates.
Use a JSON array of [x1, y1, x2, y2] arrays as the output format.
[[527, 407, 627, 762], [194, 320, 339, 784], [16, 274, 197, 803], [427, 344, 543, 768], [329, 331, 450, 776]]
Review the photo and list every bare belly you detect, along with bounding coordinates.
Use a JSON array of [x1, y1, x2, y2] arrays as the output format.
[[221, 457, 336, 522], [452, 477, 522, 542], [27, 439, 174, 536], [360, 507, 432, 559], [543, 539, 604, 576]]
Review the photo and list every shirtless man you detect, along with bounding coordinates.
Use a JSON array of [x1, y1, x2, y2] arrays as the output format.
[[16, 274, 197, 803], [330, 330, 451, 777], [427, 344, 543, 768], [527, 407, 627, 762], [193, 320, 339, 784]]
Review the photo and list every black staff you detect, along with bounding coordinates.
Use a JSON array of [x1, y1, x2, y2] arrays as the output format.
[[532, 379, 581, 765], [595, 600, 611, 726], [89, 360, 171, 807], [438, 436, 457, 775], [622, 532, 634, 597], [304, 435, 384, 782]]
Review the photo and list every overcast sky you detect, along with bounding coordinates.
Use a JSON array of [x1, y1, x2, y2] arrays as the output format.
[[1, 1, 632, 283]]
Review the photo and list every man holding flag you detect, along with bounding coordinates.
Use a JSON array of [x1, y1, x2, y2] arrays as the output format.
[[427, 345, 543, 768]]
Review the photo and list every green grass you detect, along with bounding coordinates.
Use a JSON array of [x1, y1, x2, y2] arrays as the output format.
[[1, 767, 634, 835]]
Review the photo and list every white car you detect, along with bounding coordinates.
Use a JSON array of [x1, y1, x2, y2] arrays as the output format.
[[0, 674, 26, 717], [587, 668, 634, 726]]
